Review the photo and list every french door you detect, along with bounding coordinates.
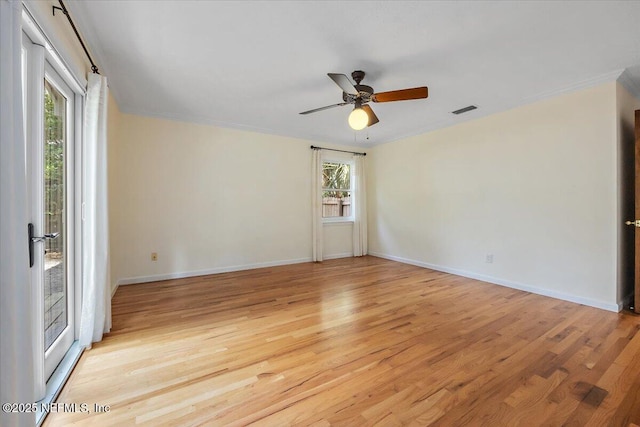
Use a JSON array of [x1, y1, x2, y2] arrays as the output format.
[[23, 30, 81, 393], [41, 67, 75, 380]]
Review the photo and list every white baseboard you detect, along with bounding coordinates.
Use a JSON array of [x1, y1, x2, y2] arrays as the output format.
[[113, 252, 622, 313], [116, 257, 313, 286], [369, 251, 621, 312], [323, 252, 353, 260]]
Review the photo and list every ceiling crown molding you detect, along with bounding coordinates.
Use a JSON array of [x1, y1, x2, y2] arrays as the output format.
[[617, 69, 640, 101], [523, 69, 625, 105]]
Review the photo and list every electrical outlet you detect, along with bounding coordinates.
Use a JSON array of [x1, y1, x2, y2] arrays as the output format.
[[151, 252, 158, 261], [485, 254, 494, 264]]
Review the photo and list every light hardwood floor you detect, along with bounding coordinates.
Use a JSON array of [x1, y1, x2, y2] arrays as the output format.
[[45, 256, 640, 426]]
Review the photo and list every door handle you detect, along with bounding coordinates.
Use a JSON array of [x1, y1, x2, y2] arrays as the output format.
[[28, 223, 35, 268], [625, 220, 640, 227], [28, 223, 59, 268], [31, 232, 59, 243]]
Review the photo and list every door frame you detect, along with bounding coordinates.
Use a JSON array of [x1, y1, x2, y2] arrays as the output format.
[[22, 20, 85, 398]]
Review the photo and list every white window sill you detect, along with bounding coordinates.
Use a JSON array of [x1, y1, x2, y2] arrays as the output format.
[[323, 218, 354, 225]]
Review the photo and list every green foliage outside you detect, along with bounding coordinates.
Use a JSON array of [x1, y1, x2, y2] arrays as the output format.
[[44, 88, 64, 252], [322, 162, 350, 198]]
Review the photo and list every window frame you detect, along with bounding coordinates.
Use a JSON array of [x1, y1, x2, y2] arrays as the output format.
[[321, 156, 355, 224]]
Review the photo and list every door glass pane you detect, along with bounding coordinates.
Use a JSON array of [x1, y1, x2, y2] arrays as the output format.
[[44, 80, 67, 351]]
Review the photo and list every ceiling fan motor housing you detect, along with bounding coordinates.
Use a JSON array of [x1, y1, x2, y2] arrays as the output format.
[[341, 70, 374, 103], [342, 85, 374, 103]]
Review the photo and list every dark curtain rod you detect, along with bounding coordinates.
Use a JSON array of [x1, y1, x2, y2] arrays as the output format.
[[53, 0, 99, 74], [310, 145, 366, 156]]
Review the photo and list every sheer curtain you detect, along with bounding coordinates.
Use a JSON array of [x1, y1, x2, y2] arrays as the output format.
[[311, 148, 323, 262], [79, 73, 111, 347], [0, 1, 37, 426], [352, 154, 367, 256]]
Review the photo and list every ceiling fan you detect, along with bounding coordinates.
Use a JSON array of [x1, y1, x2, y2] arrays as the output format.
[[300, 70, 428, 130]]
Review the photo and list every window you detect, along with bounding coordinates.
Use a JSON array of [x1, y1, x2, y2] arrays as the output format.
[[322, 160, 353, 220]]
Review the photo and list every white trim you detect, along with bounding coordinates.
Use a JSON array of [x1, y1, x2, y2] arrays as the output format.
[[323, 218, 354, 225], [36, 342, 83, 427], [117, 257, 313, 286], [24, 30, 46, 399], [522, 69, 624, 104], [369, 251, 621, 313], [324, 252, 353, 260]]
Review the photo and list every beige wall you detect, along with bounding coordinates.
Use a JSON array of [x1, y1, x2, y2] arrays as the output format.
[[108, 114, 356, 286], [368, 82, 620, 310], [113, 81, 634, 310]]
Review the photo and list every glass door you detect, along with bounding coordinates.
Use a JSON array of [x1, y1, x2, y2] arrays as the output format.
[[23, 13, 84, 403], [41, 72, 74, 379], [24, 40, 78, 383]]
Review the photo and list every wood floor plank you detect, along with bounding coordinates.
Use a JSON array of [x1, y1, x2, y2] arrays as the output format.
[[43, 256, 640, 426]]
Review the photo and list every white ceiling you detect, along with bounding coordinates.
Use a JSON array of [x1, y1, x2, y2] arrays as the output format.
[[67, 1, 640, 147]]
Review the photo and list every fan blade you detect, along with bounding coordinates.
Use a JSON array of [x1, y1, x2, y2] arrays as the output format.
[[373, 86, 428, 103], [362, 104, 379, 127], [300, 102, 348, 115], [328, 73, 359, 95]]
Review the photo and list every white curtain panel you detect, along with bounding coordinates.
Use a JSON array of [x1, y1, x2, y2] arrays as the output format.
[[353, 154, 368, 257], [311, 149, 323, 262], [0, 1, 37, 426], [79, 73, 111, 348]]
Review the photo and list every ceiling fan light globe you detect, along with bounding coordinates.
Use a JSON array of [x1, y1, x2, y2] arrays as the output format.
[[348, 107, 368, 130]]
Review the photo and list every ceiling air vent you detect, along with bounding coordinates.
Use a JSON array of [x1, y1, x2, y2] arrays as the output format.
[[451, 105, 477, 115]]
